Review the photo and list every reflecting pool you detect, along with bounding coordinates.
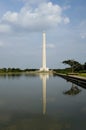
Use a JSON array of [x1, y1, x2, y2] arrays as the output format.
[[0, 74, 86, 130]]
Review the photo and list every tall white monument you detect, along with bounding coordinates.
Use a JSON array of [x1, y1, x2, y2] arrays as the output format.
[[40, 32, 49, 72]]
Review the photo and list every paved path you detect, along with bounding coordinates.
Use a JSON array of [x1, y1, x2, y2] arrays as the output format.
[[66, 75, 86, 80], [54, 72, 86, 80], [53, 72, 86, 88]]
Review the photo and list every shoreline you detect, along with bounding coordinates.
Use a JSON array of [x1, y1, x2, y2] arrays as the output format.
[[54, 72, 86, 88], [0, 70, 54, 75]]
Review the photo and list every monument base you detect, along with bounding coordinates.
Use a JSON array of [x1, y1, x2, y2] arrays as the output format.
[[40, 67, 49, 72]]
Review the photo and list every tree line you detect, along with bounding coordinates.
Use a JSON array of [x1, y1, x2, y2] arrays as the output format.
[[0, 68, 38, 73]]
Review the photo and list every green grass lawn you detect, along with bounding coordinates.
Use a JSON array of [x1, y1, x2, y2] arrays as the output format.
[[77, 73, 86, 77]]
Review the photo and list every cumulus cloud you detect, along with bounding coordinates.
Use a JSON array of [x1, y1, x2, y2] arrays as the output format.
[[63, 17, 70, 24], [1, 2, 70, 33], [2, 11, 18, 23]]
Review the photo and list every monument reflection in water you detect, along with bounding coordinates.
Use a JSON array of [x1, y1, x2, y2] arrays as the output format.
[[40, 74, 49, 115]]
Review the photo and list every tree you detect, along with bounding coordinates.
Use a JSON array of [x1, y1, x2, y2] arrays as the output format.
[[62, 59, 82, 72], [84, 62, 86, 70], [64, 83, 81, 95]]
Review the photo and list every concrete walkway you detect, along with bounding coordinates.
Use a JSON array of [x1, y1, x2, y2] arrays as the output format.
[[68, 75, 86, 80], [53, 72, 86, 88]]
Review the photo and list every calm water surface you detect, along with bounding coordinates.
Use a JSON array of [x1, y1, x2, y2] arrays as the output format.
[[0, 74, 86, 130]]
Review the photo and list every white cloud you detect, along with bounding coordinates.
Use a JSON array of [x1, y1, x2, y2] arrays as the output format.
[[63, 5, 71, 10], [2, 11, 18, 23], [0, 24, 11, 33], [63, 17, 70, 24], [1, 2, 70, 32]]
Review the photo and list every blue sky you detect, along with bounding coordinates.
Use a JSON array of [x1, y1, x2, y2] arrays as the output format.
[[0, 0, 86, 69]]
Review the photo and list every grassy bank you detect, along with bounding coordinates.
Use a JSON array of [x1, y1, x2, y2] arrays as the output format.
[[54, 69, 86, 78], [77, 73, 86, 77]]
